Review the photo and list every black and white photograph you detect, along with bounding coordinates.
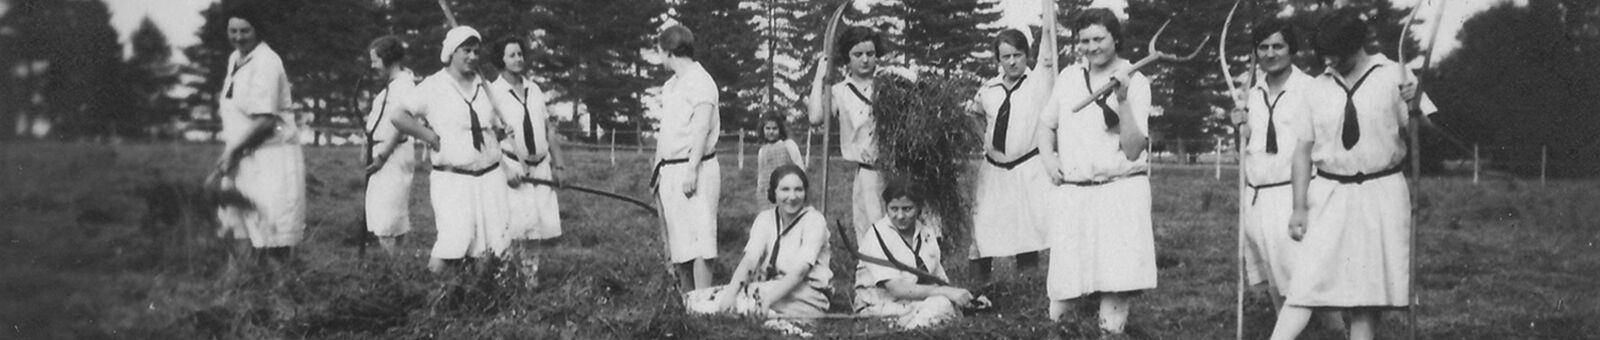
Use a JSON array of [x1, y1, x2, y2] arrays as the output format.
[[1, 0, 1596, 338]]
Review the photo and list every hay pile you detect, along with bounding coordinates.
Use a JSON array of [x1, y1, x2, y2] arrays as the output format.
[[871, 72, 983, 247]]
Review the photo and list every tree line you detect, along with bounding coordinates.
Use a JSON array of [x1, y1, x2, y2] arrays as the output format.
[[0, 0, 1595, 174]]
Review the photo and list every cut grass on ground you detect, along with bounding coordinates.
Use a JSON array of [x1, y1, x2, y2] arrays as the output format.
[[1, 142, 1597, 339]]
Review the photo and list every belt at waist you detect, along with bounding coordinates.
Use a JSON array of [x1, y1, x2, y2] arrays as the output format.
[[986, 149, 1039, 170], [1316, 165, 1403, 184], [856, 161, 877, 171], [650, 153, 717, 188], [432, 162, 500, 177], [502, 150, 546, 166], [1248, 180, 1290, 205], [1061, 171, 1148, 187]]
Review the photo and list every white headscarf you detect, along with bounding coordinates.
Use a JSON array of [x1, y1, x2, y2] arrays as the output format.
[[440, 26, 482, 64]]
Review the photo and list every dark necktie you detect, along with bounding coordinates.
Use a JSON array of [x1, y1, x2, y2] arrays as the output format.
[[992, 76, 1028, 153], [765, 210, 808, 279], [1260, 88, 1288, 154], [511, 88, 536, 154], [460, 85, 485, 150], [1083, 69, 1119, 129], [225, 57, 249, 99], [1336, 65, 1383, 150]]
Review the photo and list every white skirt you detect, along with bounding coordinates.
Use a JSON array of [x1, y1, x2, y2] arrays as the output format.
[[658, 158, 721, 263], [428, 167, 511, 259], [365, 142, 415, 237], [969, 157, 1051, 258], [851, 166, 885, 238], [218, 142, 306, 248], [1285, 175, 1411, 307], [505, 158, 562, 240], [1243, 184, 1299, 291], [1047, 176, 1157, 300]]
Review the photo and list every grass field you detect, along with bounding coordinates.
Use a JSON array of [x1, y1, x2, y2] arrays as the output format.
[[2, 141, 1597, 339]]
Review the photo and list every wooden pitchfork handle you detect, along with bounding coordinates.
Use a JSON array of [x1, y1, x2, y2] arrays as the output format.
[[1068, 20, 1211, 113]]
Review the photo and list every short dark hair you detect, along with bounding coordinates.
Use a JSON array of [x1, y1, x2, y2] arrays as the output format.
[[880, 179, 922, 206], [760, 114, 788, 143], [656, 25, 695, 60], [1070, 8, 1123, 53], [487, 35, 528, 69], [766, 164, 809, 203], [224, 3, 271, 42], [368, 35, 407, 68], [1312, 8, 1370, 59], [1252, 19, 1300, 54], [992, 28, 1031, 59], [836, 26, 884, 62]]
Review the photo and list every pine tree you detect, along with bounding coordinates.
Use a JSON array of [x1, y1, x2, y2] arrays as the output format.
[[896, 0, 1003, 75], [674, 0, 764, 131]]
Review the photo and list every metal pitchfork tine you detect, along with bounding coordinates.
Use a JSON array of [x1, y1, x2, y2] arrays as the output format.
[[1069, 19, 1212, 112]]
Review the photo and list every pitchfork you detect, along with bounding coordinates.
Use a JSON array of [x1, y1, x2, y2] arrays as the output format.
[[1068, 19, 1211, 112]]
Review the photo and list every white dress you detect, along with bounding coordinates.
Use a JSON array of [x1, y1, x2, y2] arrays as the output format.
[[404, 72, 510, 259], [685, 207, 833, 317], [1284, 57, 1413, 307], [216, 43, 306, 248], [854, 217, 961, 329], [969, 69, 1053, 259], [489, 76, 562, 241], [1042, 65, 1157, 300], [830, 80, 884, 238], [1239, 67, 1316, 290], [655, 62, 722, 263], [755, 139, 804, 199], [365, 73, 418, 237]]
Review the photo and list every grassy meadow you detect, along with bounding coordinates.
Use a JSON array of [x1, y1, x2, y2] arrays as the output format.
[[1, 141, 1597, 339]]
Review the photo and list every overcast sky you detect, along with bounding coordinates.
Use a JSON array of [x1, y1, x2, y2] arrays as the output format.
[[100, 0, 1511, 64]]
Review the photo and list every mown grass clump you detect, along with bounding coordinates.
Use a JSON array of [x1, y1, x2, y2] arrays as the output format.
[[872, 73, 984, 247]]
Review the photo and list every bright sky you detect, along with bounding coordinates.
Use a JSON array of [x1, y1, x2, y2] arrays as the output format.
[[102, 0, 1513, 65], [994, 0, 1517, 61], [106, 0, 211, 63]]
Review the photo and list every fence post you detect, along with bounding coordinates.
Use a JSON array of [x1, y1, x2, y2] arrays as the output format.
[[1541, 145, 1548, 185], [1472, 143, 1479, 184], [609, 129, 616, 166], [636, 124, 644, 156], [738, 130, 746, 169], [1214, 137, 1222, 180]]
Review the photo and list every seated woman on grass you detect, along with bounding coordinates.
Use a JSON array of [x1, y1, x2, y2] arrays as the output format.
[[854, 181, 978, 329], [686, 165, 833, 323]]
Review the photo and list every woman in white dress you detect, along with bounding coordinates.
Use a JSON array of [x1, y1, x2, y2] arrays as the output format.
[[362, 35, 418, 254], [686, 165, 832, 330], [1271, 9, 1417, 340], [967, 6, 1058, 282], [390, 26, 512, 272], [487, 36, 564, 278], [806, 26, 886, 238], [651, 25, 722, 290], [1035, 8, 1155, 334], [853, 182, 977, 329], [208, 8, 305, 263]]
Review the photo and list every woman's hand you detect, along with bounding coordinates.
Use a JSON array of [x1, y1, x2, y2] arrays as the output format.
[[1288, 208, 1309, 241], [365, 151, 390, 176], [1110, 66, 1133, 99], [1040, 156, 1065, 185], [682, 174, 698, 197]]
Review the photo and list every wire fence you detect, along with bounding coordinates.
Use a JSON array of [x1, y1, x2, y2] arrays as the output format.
[[170, 125, 1578, 184]]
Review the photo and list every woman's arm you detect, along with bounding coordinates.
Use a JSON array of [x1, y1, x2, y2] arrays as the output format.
[[1288, 139, 1313, 241], [1034, 84, 1064, 184], [757, 217, 828, 309], [1112, 70, 1150, 161], [217, 114, 281, 176], [806, 58, 833, 126], [681, 100, 715, 197]]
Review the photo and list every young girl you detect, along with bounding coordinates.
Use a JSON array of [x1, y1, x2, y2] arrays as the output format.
[[755, 114, 804, 200]]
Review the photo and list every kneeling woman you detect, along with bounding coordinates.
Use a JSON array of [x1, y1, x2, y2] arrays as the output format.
[[687, 165, 833, 319]]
